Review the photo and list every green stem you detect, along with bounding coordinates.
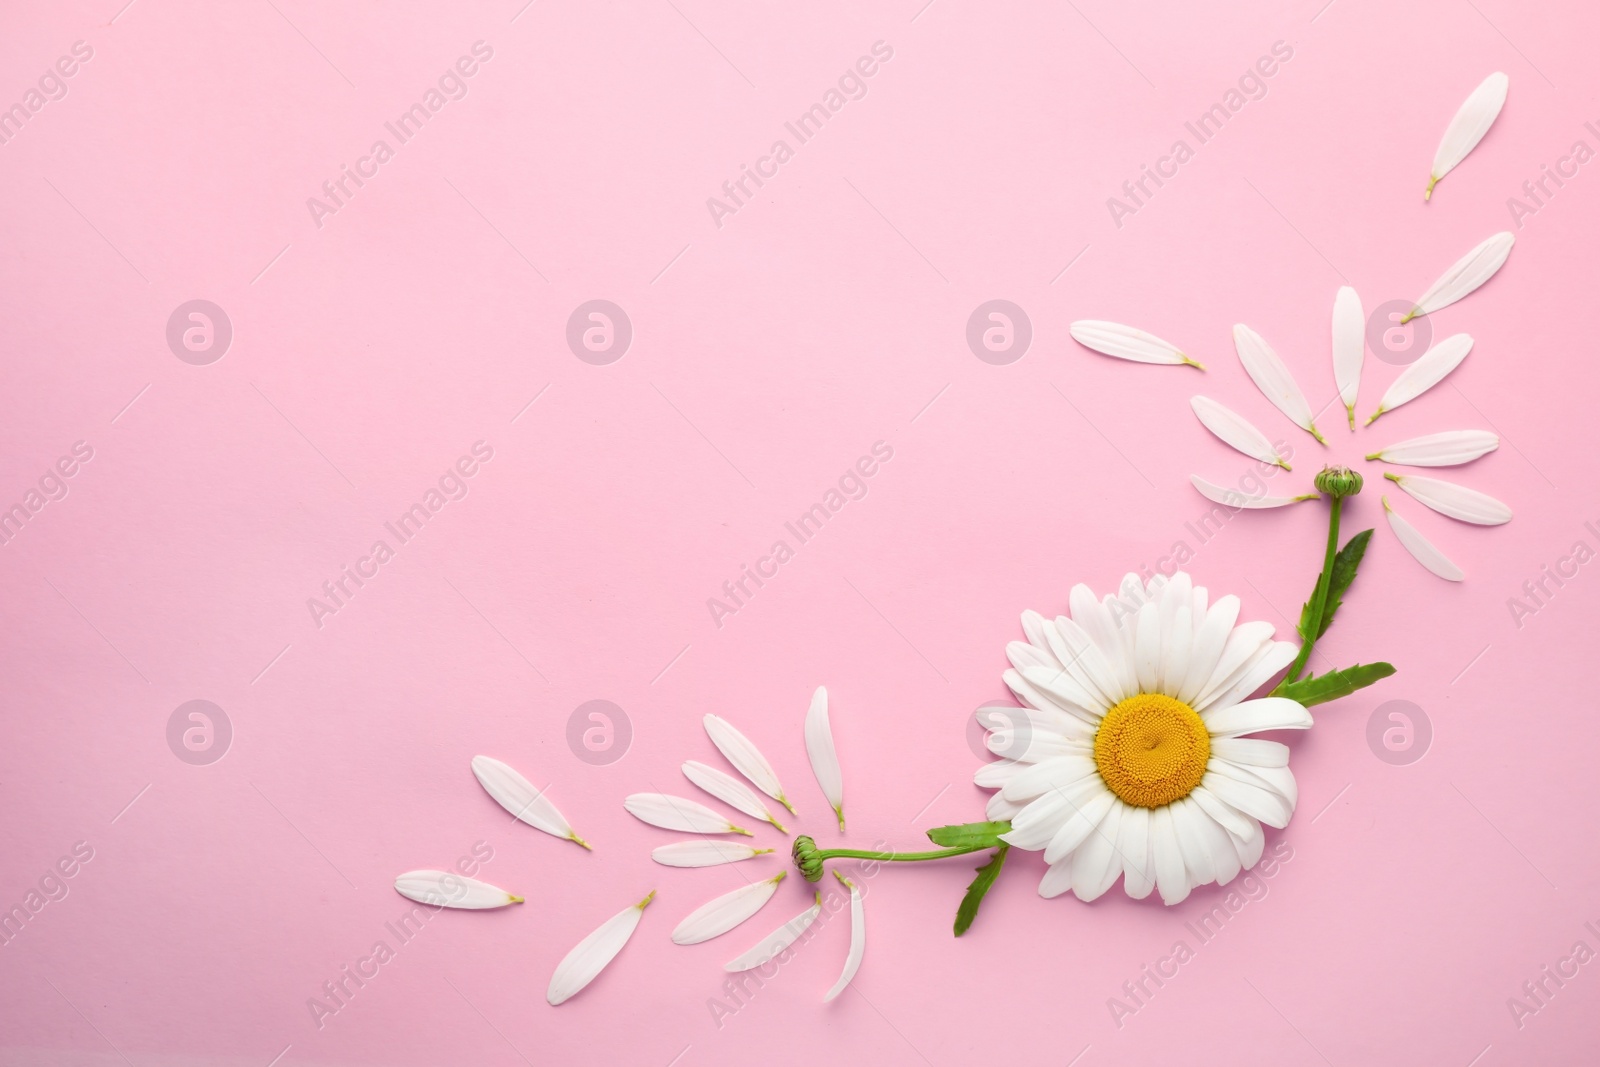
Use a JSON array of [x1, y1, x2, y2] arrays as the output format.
[[814, 845, 992, 864], [1284, 495, 1342, 683]]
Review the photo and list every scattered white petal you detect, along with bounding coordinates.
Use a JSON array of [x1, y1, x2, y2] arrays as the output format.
[[803, 687, 845, 831], [547, 891, 653, 1006], [1404, 232, 1514, 322], [671, 873, 786, 945], [1190, 474, 1318, 510], [684, 761, 786, 833], [471, 755, 589, 849], [1233, 324, 1326, 443], [725, 893, 823, 972], [1190, 396, 1290, 468], [1367, 429, 1498, 467], [704, 714, 796, 815], [1332, 286, 1365, 430], [393, 870, 522, 909], [624, 793, 751, 836], [1428, 72, 1509, 200], [1385, 473, 1511, 525], [824, 873, 865, 1002], [1070, 320, 1204, 369], [652, 841, 774, 868], [1384, 496, 1465, 581], [1366, 334, 1473, 425]]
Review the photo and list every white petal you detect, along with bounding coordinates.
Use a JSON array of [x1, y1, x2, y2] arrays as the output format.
[[1070, 320, 1204, 369], [1386, 473, 1511, 525], [823, 876, 866, 1002], [624, 793, 751, 836], [1018, 666, 1107, 723], [1197, 804, 1244, 885], [1190, 396, 1291, 468], [1003, 753, 1099, 802], [1202, 771, 1291, 829], [652, 841, 773, 868], [1428, 72, 1509, 199], [471, 756, 588, 849], [1190, 786, 1256, 840], [1405, 232, 1515, 321], [1133, 599, 1162, 694], [1203, 696, 1313, 737], [1047, 616, 1122, 708], [1367, 334, 1473, 424], [1195, 641, 1298, 714], [1039, 855, 1076, 898], [803, 687, 845, 830], [1003, 779, 1105, 850], [1193, 620, 1276, 708], [672, 873, 786, 945], [684, 761, 785, 832], [987, 791, 1026, 820], [1117, 805, 1151, 887], [1070, 801, 1124, 902], [974, 758, 1024, 790], [1150, 806, 1190, 905], [724, 895, 822, 971], [1042, 790, 1116, 864], [1169, 798, 1215, 888], [393, 870, 522, 909], [1071, 584, 1136, 699], [1233, 324, 1326, 442], [547, 892, 652, 1005], [1178, 595, 1239, 704], [1332, 286, 1365, 430], [1384, 495, 1466, 580], [1190, 474, 1317, 510], [704, 714, 796, 815], [1232, 822, 1266, 870], [1160, 606, 1194, 698], [1209, 737, 1291, 767], [1368, 429, 1498, 467]]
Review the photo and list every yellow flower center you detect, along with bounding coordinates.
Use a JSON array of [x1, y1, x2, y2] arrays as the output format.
[[1093, 693, 1211, 808]]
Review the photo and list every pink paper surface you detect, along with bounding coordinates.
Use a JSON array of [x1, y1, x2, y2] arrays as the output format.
[[3, 2, 1597, 1065]]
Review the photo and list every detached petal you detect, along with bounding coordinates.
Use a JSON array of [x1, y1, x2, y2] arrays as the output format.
[[803, 687, 845, 831], [1233, 324, 1325, 443], [1386, 473, 1511, 525], [1191, 396, 1290, 468], [1190, 474, 1318, 510], [823, 874, 866, 1002], [1384, 495, 1465, 581], [393, 870, 522, 909], [1428, 72, 1509, 200], [471, 756, 588, 849], [1070, 320, 1204, 368], [671, 873, 786, 945], [652, 841, 773, 868], [547, 892, 653, 1006], [1404, 233, 1514, 322], [683, 761, 786, 833], [704, 714, 796, 815], [725, 894, 822, 972], [1332, 286, 1365, 430], [1367, 429, 1498, 467], [624, 793, 751, 836], [1366, 334, 1473, 424]]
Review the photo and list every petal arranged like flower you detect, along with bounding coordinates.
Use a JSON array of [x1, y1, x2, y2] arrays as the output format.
[[1190, 396, 1290, 468], [1202, 696, 1313, 737], [1385, 473, 1511, 525], [1403, 232, 1514, 322], [1233, 324, 1326, 443], [724, 893, 822, 972], [683, 761, 786, 833], [1428, 72, 1509, 200], [393, 870, 522, 909], [824, 873, 866, 1002], [1190, 474, 1318, 510], [803, 686, 845, 831], [1366, 334, 1473, 425], [704, 714, 796, 815], [1367, 429, 1498, 467], [1070, 320, 1204, 369], [671, 873, 786, 945], [547, 891, 653, 1006], [1384, 496, 1465, 581], [1332, 286, 1365, 430], [471, 755, 589, 849], [652, 841, 774, 868], [624, 793, 752, 836]]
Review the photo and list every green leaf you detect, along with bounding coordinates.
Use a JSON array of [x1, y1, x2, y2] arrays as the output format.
[[1316, 529, 1373, 639], [926, 821, 1011, 848], [953, 844, 1009, 937], [1272, 661, 1396, 706]]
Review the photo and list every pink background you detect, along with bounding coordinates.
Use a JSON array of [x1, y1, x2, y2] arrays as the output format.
[[2, 1, 1598, 1064]]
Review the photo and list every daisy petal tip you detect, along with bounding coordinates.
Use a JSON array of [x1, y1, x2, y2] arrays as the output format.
[[834, 806, 846, 833], [569, 833, 593, 851], [509, 895, 525, 904], [1365, 409, 1384, 427], [637, 889, 657, 910], [1346, 406, 1357, 431], [1182, 355, 1206, 371]]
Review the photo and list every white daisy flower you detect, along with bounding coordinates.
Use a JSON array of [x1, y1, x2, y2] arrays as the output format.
[[974, 572, 1308, 905]]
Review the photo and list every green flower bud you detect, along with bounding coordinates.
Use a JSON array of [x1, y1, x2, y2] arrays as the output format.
[[792, 835, 824, 882], [1313, 465, 1363, 499]]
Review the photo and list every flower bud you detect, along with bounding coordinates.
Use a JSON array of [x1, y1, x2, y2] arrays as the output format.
[[792, 835, 824, 882], [1313, 465, 1363, 499]]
